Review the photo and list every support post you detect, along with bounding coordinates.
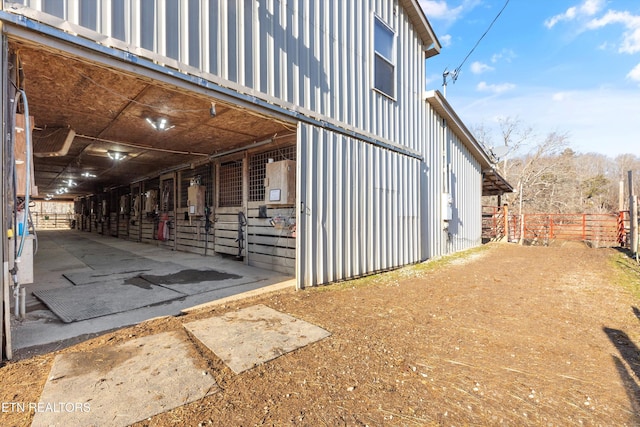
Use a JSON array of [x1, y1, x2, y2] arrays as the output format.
[[619, 180, 625, 213], [1, 32, 12, 360], [502, 204, 509, 242], [629, 171, 638, 258]]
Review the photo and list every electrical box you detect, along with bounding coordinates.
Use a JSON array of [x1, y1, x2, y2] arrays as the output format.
[[264, 160, 296, 206], [188, 185, 205, 216], [9, 235, 35, 285], [442, 193, 453, 221]]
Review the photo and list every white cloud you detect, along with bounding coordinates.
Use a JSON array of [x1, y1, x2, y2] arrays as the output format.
[[470, 61, 494, 74], [627, 63, 640, 82], [419, 0, 482, 23], [491, 49, 516, 64], [476, 81, 516, 94], [544, 0, 605, 28], [439, 34, 453, 47], [587, 10, 640, 54], [552, 92, 570, 101]]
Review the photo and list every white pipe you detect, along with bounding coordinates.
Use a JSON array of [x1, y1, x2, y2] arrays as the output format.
[[19, 287, 25, 319], [13, 284, 19, 317]]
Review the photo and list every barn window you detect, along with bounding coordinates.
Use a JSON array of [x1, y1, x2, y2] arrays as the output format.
[[219, 161, 243, 207], [373, 16, 395, 98]]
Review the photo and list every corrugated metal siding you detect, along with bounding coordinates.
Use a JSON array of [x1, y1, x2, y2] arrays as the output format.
[[423, 103, 482, 259], [297, 123, 421, 288], [8, 0, 427, 149]]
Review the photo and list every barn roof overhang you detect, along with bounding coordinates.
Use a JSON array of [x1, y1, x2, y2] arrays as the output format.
[[401, 0, 442, 58], [425, 90, 513, 196]]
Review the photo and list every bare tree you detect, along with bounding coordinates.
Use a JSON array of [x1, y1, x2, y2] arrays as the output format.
[[476, 118, 638, 215]]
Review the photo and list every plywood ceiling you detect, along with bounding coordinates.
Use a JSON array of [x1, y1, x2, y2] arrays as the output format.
[[12, 40, 292, 199]]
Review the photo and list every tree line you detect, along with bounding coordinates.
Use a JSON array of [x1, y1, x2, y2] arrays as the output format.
[[476, 117, 640, 215]]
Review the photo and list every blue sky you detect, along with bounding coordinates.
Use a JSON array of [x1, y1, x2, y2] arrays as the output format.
[[420, 0, 640, 158]]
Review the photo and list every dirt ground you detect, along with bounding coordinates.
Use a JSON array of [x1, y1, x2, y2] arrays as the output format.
[[1, 242, 640, 426]]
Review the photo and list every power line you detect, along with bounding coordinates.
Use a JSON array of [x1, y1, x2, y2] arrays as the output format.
[[444, 0, 511, 86]]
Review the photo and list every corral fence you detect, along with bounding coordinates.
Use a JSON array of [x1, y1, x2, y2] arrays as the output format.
[[31, 212, 73, 230], [483, 206, 629, 248]]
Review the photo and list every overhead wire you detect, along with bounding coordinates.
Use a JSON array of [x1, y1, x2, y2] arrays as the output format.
[[446, 0, 511, 84]]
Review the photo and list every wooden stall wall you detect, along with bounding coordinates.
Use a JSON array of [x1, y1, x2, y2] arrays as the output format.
[[214, 156, 244, 258], [246, 203, 296, 275], [139, 177, 159, 245], [157, 174, 177, 250], [245, 144, 297, 276], [175, 164, 214, 255]]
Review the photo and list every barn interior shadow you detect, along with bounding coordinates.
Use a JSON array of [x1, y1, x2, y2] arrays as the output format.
[[604, 322, 640, 423]]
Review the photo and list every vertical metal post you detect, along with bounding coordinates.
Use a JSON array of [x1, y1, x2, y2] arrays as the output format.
[[631, 195, 638, 258], [1, 30, 12, 360], [503, 204, 509, 242], [242, 153, 249, 265], [629, 171, 638, 257]]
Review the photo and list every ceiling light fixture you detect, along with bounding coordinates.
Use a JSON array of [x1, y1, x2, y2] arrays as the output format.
[[209, 102, 217, 118], [82, 172, 97, 178], [107, 150, 127, 161], [146, 117, 174, 131]]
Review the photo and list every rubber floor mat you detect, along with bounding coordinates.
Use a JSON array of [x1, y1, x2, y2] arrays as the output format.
[[32, 281, 186, 323]]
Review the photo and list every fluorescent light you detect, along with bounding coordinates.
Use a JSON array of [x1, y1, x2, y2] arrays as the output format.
[[82, 172, 97, 178], [145, 117, 157, 130], [107, 151, 127, 161], [146, 117, 173, 131]]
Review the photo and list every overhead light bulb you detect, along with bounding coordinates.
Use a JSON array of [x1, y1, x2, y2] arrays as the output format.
[[107, 150, 127, 161], [145, 117, 173, 131], [210, 102, 217, 118]]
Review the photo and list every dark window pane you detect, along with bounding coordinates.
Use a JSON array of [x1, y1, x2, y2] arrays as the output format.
[[375, 54, 394, 97], [374, 18, 394, 61], [141, 0, 155, 50], [228, 0, 238, 82], [188, 0, 200, 67], [43, 0, 64, 18], [80, 0, 97, 30], [112, 0, 126, 41], [166, 1, 180, 59]]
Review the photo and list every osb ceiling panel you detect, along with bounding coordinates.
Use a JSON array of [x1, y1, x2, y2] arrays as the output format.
[[12, 41, 291, 199]]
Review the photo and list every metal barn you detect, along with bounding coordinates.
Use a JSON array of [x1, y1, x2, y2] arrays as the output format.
[[0, 1, 510, 357]]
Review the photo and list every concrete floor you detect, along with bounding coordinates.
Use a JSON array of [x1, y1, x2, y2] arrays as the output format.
[[9, 230, 293, 352]]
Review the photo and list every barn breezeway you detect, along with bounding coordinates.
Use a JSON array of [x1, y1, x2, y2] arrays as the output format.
[[11, 230, 292, 352]]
